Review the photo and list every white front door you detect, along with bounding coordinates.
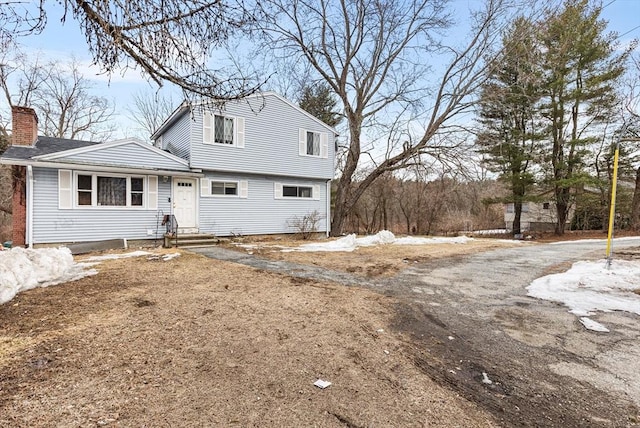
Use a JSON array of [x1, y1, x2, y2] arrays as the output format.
[[173, 178, 197, 230]]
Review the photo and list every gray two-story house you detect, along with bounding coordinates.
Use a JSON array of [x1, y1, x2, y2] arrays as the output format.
[[1, 93, 336, 246]]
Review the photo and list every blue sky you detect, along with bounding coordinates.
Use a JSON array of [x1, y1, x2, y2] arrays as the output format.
[[13, 0, 640, 140]]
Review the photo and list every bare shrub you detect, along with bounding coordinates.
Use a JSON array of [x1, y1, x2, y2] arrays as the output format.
[[287, 210, 324, 240]]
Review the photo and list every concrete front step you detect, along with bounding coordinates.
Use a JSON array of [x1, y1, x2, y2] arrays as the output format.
[[164, 233, 223, 248]]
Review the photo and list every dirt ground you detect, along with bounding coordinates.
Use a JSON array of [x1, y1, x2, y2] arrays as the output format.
[[2, 232, 638, 427], [0, 247, 499, 427], [227, 236, 521, 278]]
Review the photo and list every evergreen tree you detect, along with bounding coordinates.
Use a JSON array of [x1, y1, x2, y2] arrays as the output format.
[[298, 83, 342, 128], [539, 0, 628, 234], [476, 17, 543, 236]]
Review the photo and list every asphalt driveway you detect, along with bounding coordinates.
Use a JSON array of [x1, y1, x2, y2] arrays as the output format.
[[192, 238, 640, 427]]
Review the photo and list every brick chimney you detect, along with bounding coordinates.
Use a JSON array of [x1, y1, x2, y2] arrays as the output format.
[[11, 106, 38, 146], [10, 106, 38, 247]]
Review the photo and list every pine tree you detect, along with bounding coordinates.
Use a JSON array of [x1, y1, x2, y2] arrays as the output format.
[[298, 84, 342, 128], [539, 0, 628, 234], [476, 17, 543, 236]]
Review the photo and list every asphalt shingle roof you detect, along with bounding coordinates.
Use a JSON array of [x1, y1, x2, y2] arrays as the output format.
[[1, 136, 99, 160]]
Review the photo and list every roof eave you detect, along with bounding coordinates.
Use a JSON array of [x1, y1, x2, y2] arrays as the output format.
[[150, 103, 190, 140], [0, 158, 202, 177]]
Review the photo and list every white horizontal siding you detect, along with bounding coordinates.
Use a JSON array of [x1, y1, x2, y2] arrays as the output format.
[[198, 171, 328, 236], [160, 112, 191, 161], [59, 143, 190, 171], [32, 167, 172, 244], [189, 94, 334, 179]]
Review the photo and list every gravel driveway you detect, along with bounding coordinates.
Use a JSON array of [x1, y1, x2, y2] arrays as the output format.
[[192, 238, 640, 427]]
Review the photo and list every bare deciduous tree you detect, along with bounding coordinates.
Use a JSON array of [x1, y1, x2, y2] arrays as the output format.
[[0, 44, 116, 221], [1, 49, 115, 141], [254, 0, 514, 235], [126, 89, 177, 140], [1, 1, 262, 101], [33, 59, 115, 141]]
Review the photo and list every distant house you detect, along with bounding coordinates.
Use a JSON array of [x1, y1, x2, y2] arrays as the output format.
[[504, 200, 574, 232], [0, 93, 337, 247]]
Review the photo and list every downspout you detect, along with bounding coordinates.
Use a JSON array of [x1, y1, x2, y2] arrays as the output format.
[[26, 165, 34, 248], [326, 179, 331, 237]]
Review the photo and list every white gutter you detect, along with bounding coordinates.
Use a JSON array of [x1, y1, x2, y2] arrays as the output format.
[[26, 165, 33, 248], [326, 179, 331, 237], [0, 159, 203, 178]]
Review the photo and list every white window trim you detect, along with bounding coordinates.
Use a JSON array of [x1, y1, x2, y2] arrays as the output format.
[[201, 178, 248, 198], [71, 171, 152, 209], [298, 128, 328, 158], [274, 182, 321, 200], [203, 111, 245, 148]]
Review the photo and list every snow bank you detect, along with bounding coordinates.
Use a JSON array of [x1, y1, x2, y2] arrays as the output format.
[[355, 230, 397, 246], [527, 259, 640, 331], [1, 248, 181, 305], [285, 230, 474, 252], [285, 234, 358, 252], [0, 247, 97, 304]]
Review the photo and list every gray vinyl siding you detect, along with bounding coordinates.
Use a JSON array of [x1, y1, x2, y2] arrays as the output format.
[[58, 143, 190, 171], [32, 167, 172, 244], [159, 111, 191, 161], [189, 94, 334, 179], [198, 171, 328, 236]]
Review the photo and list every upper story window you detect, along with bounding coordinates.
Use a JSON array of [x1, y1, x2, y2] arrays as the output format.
[[215, 115, 234, 145], [203, 111, 245, 148], [299, 128, 329, 158], [306, 131, 320, 156]]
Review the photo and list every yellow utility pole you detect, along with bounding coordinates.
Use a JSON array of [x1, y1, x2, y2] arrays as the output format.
[[605, 128, 640, 267], [605, 145, 619, 263]]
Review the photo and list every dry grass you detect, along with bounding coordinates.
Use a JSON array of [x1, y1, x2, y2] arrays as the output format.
[[228, 236, 522, 278], [0, 249, 496, 427]]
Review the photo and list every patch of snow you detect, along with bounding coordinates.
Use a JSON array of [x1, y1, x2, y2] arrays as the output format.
[[161, 252, 180, 261], [527, 259, 640, 332], [284, 230, 475, 252], [394, 235, 473, 245], [355, 230, 396, 246], [472, 229, 508, 235], [579, 317, 610, 332], [282, 234, 358, 252], [81, 250, 151, 262], [0, 247, 97, 304]]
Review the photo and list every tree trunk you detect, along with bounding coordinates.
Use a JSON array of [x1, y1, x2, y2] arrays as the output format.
[[330, 117, 362, 236], [513, 201, 522, 236], [631, 167, 640, 231], [555, 187, 570, 235]]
